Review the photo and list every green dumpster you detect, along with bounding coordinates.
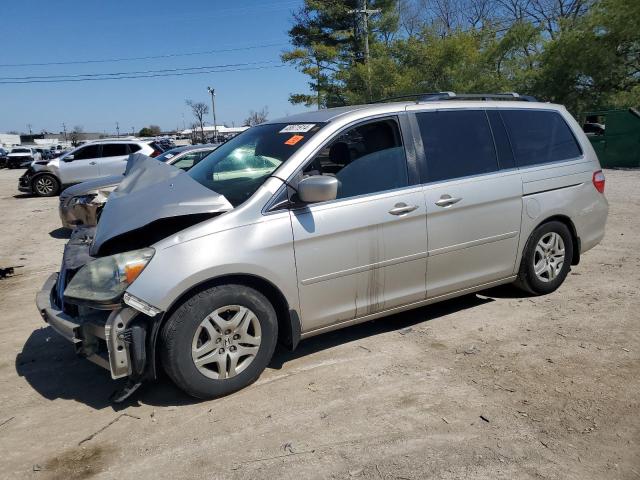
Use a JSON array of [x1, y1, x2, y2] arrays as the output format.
[[582, 108, 640, 168]]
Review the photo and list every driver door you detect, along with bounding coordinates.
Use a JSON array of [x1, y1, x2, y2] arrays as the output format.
[[290, 116, 428, 333], [60, 144, 101, 184]]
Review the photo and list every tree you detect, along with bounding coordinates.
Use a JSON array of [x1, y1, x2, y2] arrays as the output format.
[[70, 125, 84, 146], [243, 107, 269, 126], [185, 99, 209, 142], [138, 125, 162, 137], [282, 0, 640, 118], [532, 0, 640, 114]]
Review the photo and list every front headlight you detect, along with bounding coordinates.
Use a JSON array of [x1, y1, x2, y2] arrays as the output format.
[[64, 248, 154, 307], [72, 193, 97, 206]]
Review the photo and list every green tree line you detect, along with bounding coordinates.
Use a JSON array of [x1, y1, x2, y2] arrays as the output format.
[[282, 0, 640, 117]]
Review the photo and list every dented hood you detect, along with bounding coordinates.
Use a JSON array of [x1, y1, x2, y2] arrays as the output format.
[[90, 153, 232, 255]]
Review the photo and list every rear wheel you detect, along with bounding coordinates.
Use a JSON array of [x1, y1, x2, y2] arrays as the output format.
[[32, 174, 60, 197], [161, 284, 278, 399], [515, 221, 573, 295]]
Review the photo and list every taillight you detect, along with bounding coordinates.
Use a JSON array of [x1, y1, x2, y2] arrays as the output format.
[[150, 149, 161, 158], [593, 170, 605, 193]]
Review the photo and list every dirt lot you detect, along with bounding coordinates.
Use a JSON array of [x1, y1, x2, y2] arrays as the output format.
[[0, 168, 638, 480]]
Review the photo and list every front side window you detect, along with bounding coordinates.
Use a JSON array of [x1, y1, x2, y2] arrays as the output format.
[[188, 123, 324, 206], [500, 110, 582, 167], [416, 110, 498, 182], [102, 144, 128, 157], [301, 118, 408, 200], [73, 144, 101, 160]]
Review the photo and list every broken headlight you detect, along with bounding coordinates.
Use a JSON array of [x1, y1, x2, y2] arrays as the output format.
[[64, 248, 155, 308], [72, 193, 97, 206]]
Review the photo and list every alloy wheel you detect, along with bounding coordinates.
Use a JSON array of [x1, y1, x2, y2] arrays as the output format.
[[191, 305, 262, 379], [34, 176, 55, 196], [533, 232, 565, 283]]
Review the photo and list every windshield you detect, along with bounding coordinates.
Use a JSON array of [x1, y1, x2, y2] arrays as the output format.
[[11, 148, 30, 153], [155, 147, 187, 163], [188, 122, 324, 206]]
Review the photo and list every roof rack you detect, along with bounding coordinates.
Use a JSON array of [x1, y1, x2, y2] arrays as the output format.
[[371, 92, 537, 103]]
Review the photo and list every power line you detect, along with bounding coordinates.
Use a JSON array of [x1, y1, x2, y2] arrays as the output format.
[[0, 42, 287, 68], [0, 60, 280, 80], [0, 64, 288, 84]]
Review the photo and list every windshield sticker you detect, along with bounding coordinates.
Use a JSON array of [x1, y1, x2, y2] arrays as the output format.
[[279, 124, 315, 134], [284, 135, 304, 145], [164, 153, 175, 159]]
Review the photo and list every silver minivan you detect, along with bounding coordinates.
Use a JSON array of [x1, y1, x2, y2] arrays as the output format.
[[36, 93, 608, 400]]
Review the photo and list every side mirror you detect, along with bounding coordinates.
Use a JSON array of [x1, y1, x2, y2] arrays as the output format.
[[297, 175, 338, 204], [63, 154, 75, 162]]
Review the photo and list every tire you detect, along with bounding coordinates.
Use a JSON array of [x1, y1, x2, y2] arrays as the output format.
[[161, 284, 278, 399], [31, 174, 60, 197], [515, 220, 574, 295]]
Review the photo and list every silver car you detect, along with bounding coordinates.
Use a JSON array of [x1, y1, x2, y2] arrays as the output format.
[[58, 145, 219, 229], [36, 93, 608, 400], [18, 139, 161, 197]]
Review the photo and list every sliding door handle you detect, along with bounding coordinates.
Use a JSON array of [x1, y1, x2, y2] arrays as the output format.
[[435, 195, 462, 207], [388, 203, 419, 215]]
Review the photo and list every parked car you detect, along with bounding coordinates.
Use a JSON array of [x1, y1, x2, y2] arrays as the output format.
[[58, 144, 219, 229], [0, 148, 8, 168], [6, 147, 41, 169], [18, 139, 162, 197], [36, 93, 608, 401]]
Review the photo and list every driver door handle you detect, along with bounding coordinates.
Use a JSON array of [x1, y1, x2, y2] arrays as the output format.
[[388, 203, 419, 216], [435, 195, 462, 207]]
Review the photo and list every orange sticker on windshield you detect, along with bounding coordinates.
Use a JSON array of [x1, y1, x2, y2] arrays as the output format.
[[285, 135, 304, 145]]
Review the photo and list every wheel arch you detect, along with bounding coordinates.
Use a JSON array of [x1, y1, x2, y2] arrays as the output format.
[[146, 273, 301, 380]]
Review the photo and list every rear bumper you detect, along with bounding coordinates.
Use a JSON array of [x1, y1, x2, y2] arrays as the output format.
[[36, 273, 143, 379]]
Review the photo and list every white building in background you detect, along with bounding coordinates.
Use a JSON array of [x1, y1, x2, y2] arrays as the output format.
[[179, 125, 249, 137], [0, 133, 21, 147]]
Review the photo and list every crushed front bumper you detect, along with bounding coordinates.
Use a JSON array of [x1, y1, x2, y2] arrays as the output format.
[[18, 170, 33, 193], [36, 272, 145, 379]]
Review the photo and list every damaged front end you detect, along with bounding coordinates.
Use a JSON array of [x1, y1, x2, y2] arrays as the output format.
[[36, 156, 233, 391], [35, 227, 151, 381]]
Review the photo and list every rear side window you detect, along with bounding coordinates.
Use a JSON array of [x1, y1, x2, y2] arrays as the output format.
[[416, 110, 498, 182], [101, 144, 128, 157], [500, 110, 582, 167], [128, 143, 142, 153]]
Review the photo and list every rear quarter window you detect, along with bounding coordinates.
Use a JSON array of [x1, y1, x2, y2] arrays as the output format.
[[500, 110, 582, 168]]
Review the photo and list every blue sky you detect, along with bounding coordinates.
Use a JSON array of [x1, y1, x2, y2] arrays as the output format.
[[0, 0, 312, 134]]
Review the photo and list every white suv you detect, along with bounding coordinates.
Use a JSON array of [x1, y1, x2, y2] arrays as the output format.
[[19, 139, 161, 196]]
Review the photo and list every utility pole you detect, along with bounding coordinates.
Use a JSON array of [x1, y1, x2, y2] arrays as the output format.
[[27, 124, 33, 136], [349, 0, 380, 100], [116, 122, 120, 138], [131, 127, 135, 136], [62, 123, 67, 143], [207, 86, 218, 142]]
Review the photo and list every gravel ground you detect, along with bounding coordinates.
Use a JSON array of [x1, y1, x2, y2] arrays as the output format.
[[0, 168, 638, 480]]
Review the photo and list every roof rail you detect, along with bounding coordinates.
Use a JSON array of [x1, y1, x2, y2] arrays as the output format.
[[418, 92, 537, 102], [370, 92, 537, 104]]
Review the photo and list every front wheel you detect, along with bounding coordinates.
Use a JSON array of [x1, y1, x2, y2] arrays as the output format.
[[32, 174, 60, 197], [515, 221, 574, 295], [161, 284, 278, 399]]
